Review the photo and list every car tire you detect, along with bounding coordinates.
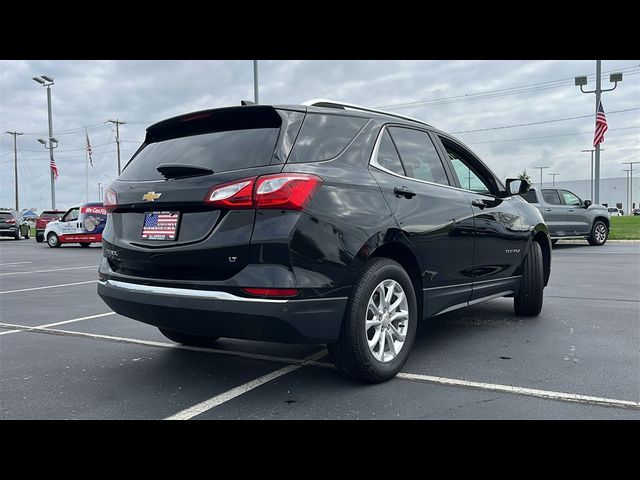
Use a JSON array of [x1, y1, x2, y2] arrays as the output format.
[[514, 240, 544, 316], [328, 257, 417, 383], [79, 242, 91, 247], [47, 232, 61, 248], [158, 328, 220, 347], [587, 220, 608, 246], [24, 228, 30, 239], [36, 235, 43, 243], [14, 229, 20, 240]]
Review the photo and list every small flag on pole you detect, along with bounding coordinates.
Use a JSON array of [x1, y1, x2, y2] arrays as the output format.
[[86, 128, 94, 166], [593, 100, 608, 147], [50, 156, 59, 179]]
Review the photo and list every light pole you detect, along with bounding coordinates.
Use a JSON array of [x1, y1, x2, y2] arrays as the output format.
[[33, 75, 57, 209], [5, 131, 23, 210], [575, 62, 623, 204], [533, 166, 549, 188], [622, 169, 630, 215], [548, 173, 558, 187], [622, 161, 640, 214], [253, 60, 259, 104], [581, 148, 604, 201]]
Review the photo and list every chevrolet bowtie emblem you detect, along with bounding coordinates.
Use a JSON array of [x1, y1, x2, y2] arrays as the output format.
[[142, 191, 161, 202]]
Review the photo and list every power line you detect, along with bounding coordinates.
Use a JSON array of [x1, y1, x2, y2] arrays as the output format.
[[451, 107, 640, 134], [465, 125, 640, 145], [377, 65, 640, 111]]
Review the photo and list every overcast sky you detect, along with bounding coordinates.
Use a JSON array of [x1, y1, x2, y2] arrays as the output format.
[[1, 60, 638, 212]]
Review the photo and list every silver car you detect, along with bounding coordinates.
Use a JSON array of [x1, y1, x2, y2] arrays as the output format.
[[519, 188, 610, 246]]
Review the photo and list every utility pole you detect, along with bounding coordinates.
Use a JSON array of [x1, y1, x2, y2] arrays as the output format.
[[108, 119, 125, 175], [548, 173, 558, 187], [575, 62, 623, 204], [533, 166, 548, 188], [622, 169, 630, 215], [253, 60, 259, 104], [6, 131, 23, 210], [622, 161, 640, 214], [97, 182, 102, 202]]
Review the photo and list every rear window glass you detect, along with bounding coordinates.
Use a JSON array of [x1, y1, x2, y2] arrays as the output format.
[[0, 212, 13, 219], [519, 190, 537, 203], [287, 114, 367, 163], [541, 189, 562, 205], [120, 128, 279, 181], [40, 212, 62, 219]]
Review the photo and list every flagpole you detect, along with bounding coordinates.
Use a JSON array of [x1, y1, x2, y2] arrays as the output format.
[[85, 127, 89, 203], [594, 60, 602, 205]]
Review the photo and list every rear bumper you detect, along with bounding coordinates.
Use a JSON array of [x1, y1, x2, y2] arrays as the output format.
[[0, 227, 18, 236], [97, 279, 347, 344]]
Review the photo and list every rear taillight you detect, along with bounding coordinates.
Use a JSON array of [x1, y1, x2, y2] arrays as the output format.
[[242, 288, 300, 297], [104, 189, 118, 212], [254, 174, 322, 211], [205, 178, 255, 208], [203, 173, 322, 211], [6, 219, 16, 224]]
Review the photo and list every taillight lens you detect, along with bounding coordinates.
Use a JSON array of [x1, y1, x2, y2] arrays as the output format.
[[205, 178, 255, 208], [242, 288, 300, 297], [104, 189, 118, 212], [254, 174, 322, 211], [204, 173, 322, 211], [6, 218, 16, 224]]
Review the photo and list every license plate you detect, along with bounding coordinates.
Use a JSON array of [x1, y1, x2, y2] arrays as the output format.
[[141, 211, 180, 240]]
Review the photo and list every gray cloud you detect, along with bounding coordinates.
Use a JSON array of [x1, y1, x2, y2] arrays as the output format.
[[1, 60, 638, 212]]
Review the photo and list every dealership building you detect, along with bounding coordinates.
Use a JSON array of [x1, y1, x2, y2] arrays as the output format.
[[534, 175, 639, 213]]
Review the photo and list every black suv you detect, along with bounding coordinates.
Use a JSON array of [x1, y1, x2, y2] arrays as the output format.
[[97, 101, 551, 383]]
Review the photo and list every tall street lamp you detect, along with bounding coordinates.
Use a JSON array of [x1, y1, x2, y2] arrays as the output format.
[[622, 161, 640, 214], [533, 166, 548, 188], [548, 173, 558, 187], [575, 62, 623, 204], [622, 169, 630, 215], [33, 75, 57, 209]]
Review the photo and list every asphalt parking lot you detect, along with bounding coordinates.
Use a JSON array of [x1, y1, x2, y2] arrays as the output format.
[[1, 238, 638, 420]]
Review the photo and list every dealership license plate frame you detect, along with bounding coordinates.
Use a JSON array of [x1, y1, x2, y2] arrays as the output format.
[[141, 211, 180, 241]]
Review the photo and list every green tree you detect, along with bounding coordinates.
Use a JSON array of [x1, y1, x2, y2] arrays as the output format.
[[518, 169, 531, 183]]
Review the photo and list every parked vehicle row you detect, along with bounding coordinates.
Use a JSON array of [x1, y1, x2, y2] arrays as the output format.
[[0, 209, 30, 240], [96, 100, 552, 383]]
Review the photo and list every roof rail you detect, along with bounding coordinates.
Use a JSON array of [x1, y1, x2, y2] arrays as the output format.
[[301, 98, 431, 127]]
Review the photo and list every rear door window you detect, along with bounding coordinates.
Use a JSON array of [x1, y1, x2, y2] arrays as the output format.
[[373, 130, 405, 176], [120, 128, 279, 181], [387, 127, 449, 185], [541, 189, 562, 205], [287, 114, 368, 163]]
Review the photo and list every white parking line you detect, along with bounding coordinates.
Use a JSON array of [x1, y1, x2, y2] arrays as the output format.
[[165, 350, 328, 420], [0, 280, 98, 294], [0, 261, 32, 266], [396, 372, 640, 411], [0, 265, 98, 276], [0, 312, 115, 336], [2, 322, 638, 413]]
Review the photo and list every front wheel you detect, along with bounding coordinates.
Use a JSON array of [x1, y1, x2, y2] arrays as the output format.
[[587, 220, 608, 246], [47, 232, 61, 248], [158, 328, 220, 347], [329, 258, 417, 383], [514, 241, 544, 316]]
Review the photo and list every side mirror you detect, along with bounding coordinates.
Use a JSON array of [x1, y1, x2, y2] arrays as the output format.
[[506, 178, 530, 196], [583, 199, 592, 208]]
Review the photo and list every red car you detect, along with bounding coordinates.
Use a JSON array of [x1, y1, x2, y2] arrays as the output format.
[[35, 210, 65, 243]]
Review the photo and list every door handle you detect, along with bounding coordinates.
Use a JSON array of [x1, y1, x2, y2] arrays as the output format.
[[471, 199, 486, 210], [545, 208, 552, 212], [394, 186, 416, 199]]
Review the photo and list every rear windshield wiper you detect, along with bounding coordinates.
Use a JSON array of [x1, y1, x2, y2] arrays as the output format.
[[156, 163, 214, 179]]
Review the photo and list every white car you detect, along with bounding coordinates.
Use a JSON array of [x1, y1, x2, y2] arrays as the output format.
[[44, 202, 107, 248], [607, 207, 622, 217]]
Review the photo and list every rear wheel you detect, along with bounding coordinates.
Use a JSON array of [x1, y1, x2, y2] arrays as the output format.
[[24, 228, 30, 239], [587, 220, 608, 246], [47, 232, 61, 248], [36, 235, 44, 243], [329, 258, 417, 383], [514, 241, 544, 316], [158, 328, 220, 347], [14, 229, 20, 240], [79, 242, 91, 247]]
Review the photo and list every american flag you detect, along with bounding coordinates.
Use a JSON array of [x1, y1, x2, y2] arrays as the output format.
[[593, 100, 608, 147], [86, 129, 93, 167], [50, 155, 59, 180], [142, 212, 178, 239]]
